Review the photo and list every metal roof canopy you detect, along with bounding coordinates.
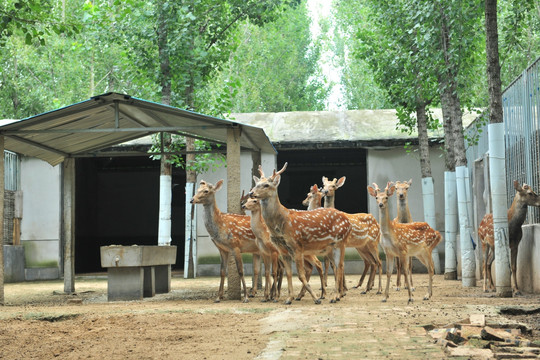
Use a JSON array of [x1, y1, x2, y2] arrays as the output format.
[[0, 92, 276, 165]]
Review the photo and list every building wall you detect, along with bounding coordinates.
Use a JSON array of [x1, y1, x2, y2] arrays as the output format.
[[195, 152, 276, 259], [20, 157, 61, 277]]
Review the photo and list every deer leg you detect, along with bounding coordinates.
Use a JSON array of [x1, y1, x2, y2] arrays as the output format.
[[330, 246, 346, 303], [401, 255, 414, 304], [294, 253, 321, 304], [323, 256, 330, 288], [269, 254, 279, 301], [260, 255, 271, 302], [395, 257, 402, 290], [232, 249, 249, 303], [281, 255, 295, 305], [375, 252, 383, 295], [312, 256, 327, 299], [295, 259, 313, 301], [417, 253, 434, 300], [383, 254, 394, 302], [486, 245, 495, 292], [216, 250, 228, 303], [483, 245, 490, 292], [510, 244, 520, 296], [408, 256, 415, 292], [250, 253, 260, 298]]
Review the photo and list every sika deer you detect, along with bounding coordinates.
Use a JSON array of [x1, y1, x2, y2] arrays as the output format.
[[249, 163, 352, 304], [478, 180, 540, 294], [368, 182, 442, 303], [190, 180, 260, 303], [393, 179, 414, 291], [321, 176, 382, 294]]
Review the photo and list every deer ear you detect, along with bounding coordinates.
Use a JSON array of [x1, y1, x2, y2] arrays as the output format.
[[407, 179, 413, 185], [513, 180, 521, 191], [367, 186, 376, 197], [273, 175, 281, 186], [322, 176, 328, 184], [311, 184, 318, 192], [337, 176, 346, 188], [215, 180, 224, 191], [388, 184, 396, 196], [253, 175, 260, 184]]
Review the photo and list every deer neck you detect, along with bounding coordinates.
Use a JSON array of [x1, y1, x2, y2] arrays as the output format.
[[378, 204, 394, 236], [324, 195, 335, 208], [202, 199, 222, 239], [259, 194, 288, 237], [507, 195, 529, 233], [397, 198, 412, 223], [249, 209, 266, 238]]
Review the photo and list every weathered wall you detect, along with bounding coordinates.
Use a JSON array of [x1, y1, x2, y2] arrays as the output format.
[[20, 157, 61, 279]]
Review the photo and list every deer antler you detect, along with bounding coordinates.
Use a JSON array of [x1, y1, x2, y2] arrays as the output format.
[[372, 183, 380, 192], [258, 164, 266, 179], [272, 162, 288, 178]]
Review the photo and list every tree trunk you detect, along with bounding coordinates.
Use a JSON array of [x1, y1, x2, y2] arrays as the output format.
[[485, 0, 511, 297], [185, 137, 197, 278]]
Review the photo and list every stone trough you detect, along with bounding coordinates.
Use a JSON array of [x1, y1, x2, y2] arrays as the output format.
[[100, 245, 177, 301]]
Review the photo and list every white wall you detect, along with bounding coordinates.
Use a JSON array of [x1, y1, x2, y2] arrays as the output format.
[[20, 157, 61, 269], [195, 152, 276, 258]]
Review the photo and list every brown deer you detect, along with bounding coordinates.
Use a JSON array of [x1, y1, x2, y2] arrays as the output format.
[[321, 176, 382, 295], [393, 179, 414, 291], [368, 182, 442, 303], [249, 163, 352, 304], [190, 180, 260, 303], [302, 184, 324, 210], [478, 180, 540, 294]]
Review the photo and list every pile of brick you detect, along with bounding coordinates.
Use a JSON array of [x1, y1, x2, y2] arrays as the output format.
[[427, 314, 540, 359]]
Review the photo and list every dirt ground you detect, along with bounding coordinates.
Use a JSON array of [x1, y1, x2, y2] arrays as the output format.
[[0, 273, 539, 360]]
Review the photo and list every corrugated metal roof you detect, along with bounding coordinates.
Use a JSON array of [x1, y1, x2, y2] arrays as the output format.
[[0, 92, 276, 166]]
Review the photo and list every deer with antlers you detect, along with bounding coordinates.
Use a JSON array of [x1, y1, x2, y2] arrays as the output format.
[[190, 180, 261, 303], [321, 176, 382, 294], [249, 163, 352, 304], [368, 182, 441, 303], [478, 180, 540, 294], [393, 179, 414, 291]]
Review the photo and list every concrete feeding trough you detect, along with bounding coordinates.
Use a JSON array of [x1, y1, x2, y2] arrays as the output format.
[[100, 245, 177, 301]]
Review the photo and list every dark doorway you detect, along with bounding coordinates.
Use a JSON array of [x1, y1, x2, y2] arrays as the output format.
[[276, 148, 368, 213], [75, 157, 186, 273]]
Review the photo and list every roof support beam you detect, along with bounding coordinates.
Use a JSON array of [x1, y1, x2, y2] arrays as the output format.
[[5, 135, 70, 157]]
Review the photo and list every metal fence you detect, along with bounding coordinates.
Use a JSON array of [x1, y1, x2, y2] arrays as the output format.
[[4, 150, 20, 191], [466, 56, 540, 225]]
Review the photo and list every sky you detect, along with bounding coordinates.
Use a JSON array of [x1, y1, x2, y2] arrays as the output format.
[[307, 0, 345, 110]]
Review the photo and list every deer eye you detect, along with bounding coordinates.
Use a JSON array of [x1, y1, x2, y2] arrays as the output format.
[[204, 190, 209, 193], [264, 184, 269, 188]]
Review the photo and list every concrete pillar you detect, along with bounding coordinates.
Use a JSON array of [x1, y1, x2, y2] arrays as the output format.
[[63, 157, 76, 294], [226, 125, 242, 300]]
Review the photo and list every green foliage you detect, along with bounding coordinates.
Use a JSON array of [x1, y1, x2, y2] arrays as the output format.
[[149, 135, 226, 173], [199, 1, 328, 112]]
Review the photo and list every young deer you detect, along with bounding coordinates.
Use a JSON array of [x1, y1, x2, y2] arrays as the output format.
[[321, 176, 382, 295], [249, 163, 352, 304], [478, 180, 540, 294], [368, 182, 442, 303], [242, 197, 283, 302], [302, 184, 324, 210], [190, 180, 260, 303], [393, 179, 414, 291]]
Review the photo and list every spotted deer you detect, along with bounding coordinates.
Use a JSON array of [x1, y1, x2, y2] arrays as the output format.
[[249, 163, 352, 304], [478, 180, 540, 294], [393, 179, 414, 291], [190, 180, 260, 303], [321, 176, 382, 295], [368, 182, 442, 303]]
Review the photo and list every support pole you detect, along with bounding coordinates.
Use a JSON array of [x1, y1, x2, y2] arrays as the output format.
[[444, 171, 458, 279], [456, 165, 476, 287], [488, 123, 512, 297], [421, 177, 440, 274], [226, 125, 242, 300], [63, 157, 76, 294]]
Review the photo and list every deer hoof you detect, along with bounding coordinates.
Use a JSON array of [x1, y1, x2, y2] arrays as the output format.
[[242, 298, 250, 303], [408, 298, 414, 304], [214, 299, 221, 303], [395, 287, 401, 291], [314, 299, 322, 305], [423, 296, 430, 301], [514, 291, 522, 296], [360, 290, 367, 295], [284, 299, 292, 305], [381, 298, 387, 303]]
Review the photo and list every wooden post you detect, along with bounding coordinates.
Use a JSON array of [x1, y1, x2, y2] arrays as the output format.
[[63, 157, 76, 294], [226, 125, 242, 300], [0, 136, 5, 305]]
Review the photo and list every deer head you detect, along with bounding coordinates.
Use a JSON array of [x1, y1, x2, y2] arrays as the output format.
[[302, 184, 323, 210], [250, 163, 288, 200], [367, 182, 395, 209], [394, 179, 412, 200], [513, 180, 540, 208], [242, 197, 261, 213], [190, 180, 224, 205], [321, 176, 346, 197]]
